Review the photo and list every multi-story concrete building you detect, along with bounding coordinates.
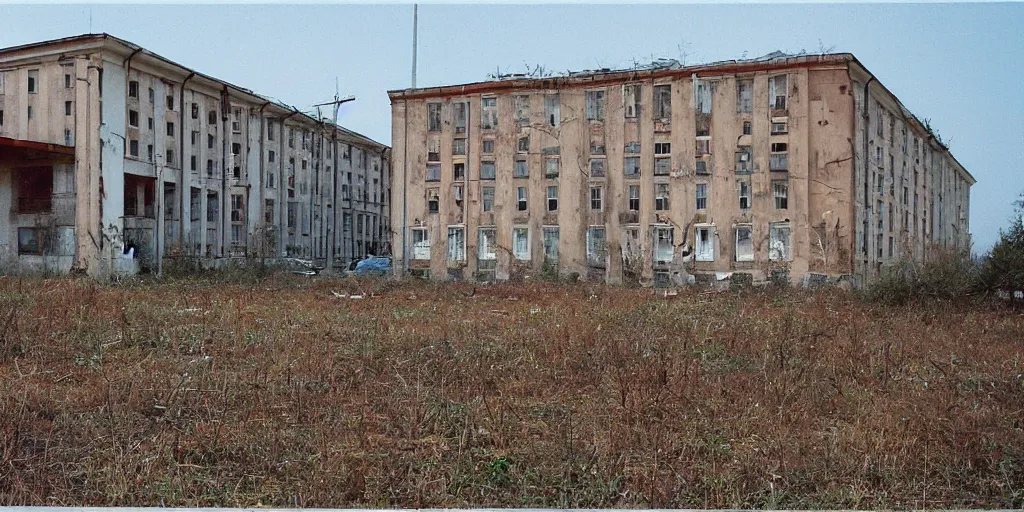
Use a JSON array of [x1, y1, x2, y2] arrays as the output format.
[[388, 52, 973, 286], [0, 34, 390, 276]]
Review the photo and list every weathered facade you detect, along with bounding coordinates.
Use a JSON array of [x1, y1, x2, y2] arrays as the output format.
[[0, 34, 390, 276], [389, 52, 974, 286]]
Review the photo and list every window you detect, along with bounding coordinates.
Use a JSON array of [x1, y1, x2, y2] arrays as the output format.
[[269, 150, 276, 163], [655, 158, 671, 176], [590, 186, 603, 211], [452, 102, 467, 134], [622, 84, 640, 118], [482, 186, 495, 212], [514, 95, 530, 125], [481, 97, 497, 129], [148, 87, 154, 103], [26, 106, 31, 120], [628, 185, 640, 211], [517, 135, 530, 153], [696, 139, 711, 175], [736, 146, 753, 173], [207, 192, 219, 223], [129, 110, 139, 127], [479, 228, 497, 261], [427, 102, 441, 132], [513, 227, 530, 260], [167, 94, 174, 111], [737, 79, 753, 113], [480, 161, 496, 180], [739, 181, 751, 209], [230, 194, 244, 222], [695, 80, 712, 138], [209, 110, 217, 125], [655, 183, 669, 211], [232, 142, 241, 155], [624, 156, 640, 178], [735, 225, 753, 262], [587, 226, 607, 267], [590, 158, 605, 177], [585, 90, 605, 120], [0, 110, 3, 126], [166, 149, 175, 167], [454, 162, 465, 180], [427, 138, 440, 162], [514, 159, 528, 178], [770, 142, 789, 171], [412, 228, 430, 259], [63, 72, 73, 89], [167, 122, 175, 137], [517, 186, 528, 211], [18, 228, 48, 255], [264, 198, 275, 224], [695, 226, 714, 262], [129, 80, 139, 98], [543, 227, 559, 264], [426, 164, 441, 182], [696, 183, 708, 210], [482, 139, 494, 154], [545, 158, 559, 179], [653, 84, 671, 122], [192, 103, 199, 120], [64, 101, 72, 116], [547, 186, 558, 211], [208, 134, 215, 149], [27, 70, 38, 94], [207, 159, 214, 177], [447, 226, 465, 261], [147, 145, 154, 162], [770, 120, 788, 135], [190, 130, 198, 146], [769, 75, 788, 110], [129, 139, 139, 157], [17, 168, 53, 213], [453, 138, 466, 155], [769, 222, 791, 261], [268, 169, 275, 188], [743, 121, 752, 135], [654, 226, 674, 264], [545, 94, 560, 127], [288, 128, 294, 148], [427, 188, 439, 213], [773, 180, 789, 209]]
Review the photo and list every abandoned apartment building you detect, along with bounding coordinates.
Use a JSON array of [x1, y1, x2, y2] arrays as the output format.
[[0, 34, 391, 276], [389, 52, 974, 286]]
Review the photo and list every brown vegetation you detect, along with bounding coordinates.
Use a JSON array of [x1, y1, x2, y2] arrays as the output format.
[[1, 275, 1022, 508]]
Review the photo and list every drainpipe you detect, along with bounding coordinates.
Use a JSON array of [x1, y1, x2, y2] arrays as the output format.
[[862, 75, 875, 284], [178, 72, 195, 254]]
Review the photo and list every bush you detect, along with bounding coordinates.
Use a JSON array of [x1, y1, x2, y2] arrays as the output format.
[[978, 195, 1024, 295], [862, 246, 979, 305]]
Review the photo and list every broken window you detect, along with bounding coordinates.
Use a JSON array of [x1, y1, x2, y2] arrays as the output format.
[[696, 183, 708, 210], [653, 84, 671, 123], [427, 188, 439, 213], [695, 225, 714, 262], [769, 222, 791, 261], [624, 156, 641, 178], [737, 79, 753, 113], [427, 102, 442, 132], [232, 108, 242, 132], [696, 139, 711, 175], [412, 227, 430, 259], [773, 180, 789, 209], [426, 164, 441, 182], [695, 79, 712, 136], [512, 226, 530, 260], [447, 226, 465, 261], [585, 90, 605, 121], [427, 138, 440, 162], [17, 168, 53, 213], [478, 228, 497, 261], [454, 184, 463, 206], [208, 134, 215, 150], [590, 158, 605, 177], [129, 80, 139, 98], [735, 224, 753, 262], [27, 69, 38, 94], [655, 157, 671, 176], [771, 120, 788, 135], [64, 101, 72, 116], [517, 186, 528, 211], [453, 138, 466, 155], [655, 183, 669, 211], [17, 227, 49, 255], [654, 226, 674, 265], [545, 158, 559, 179], [739, 180, 751, 209], [543, 226, 560, 264], [262, 198, 275, 224], [514, 159, 528, 178], [480, 161, 496, 180], [148, 118, 154, 130], [167, 121, 175, 137], [514, 95, 530, 126], [544, 94, 560, 127], [518, 135, 530, 153], [587, 226, 607, 267], [736, 145, 753, 174], [590, 185, 603, 211], [453, 102, 467, 134], [230, 194, 244, 222], [770, 142, 789, 171], [482, 186, 495, 212], [769, 75, 788, 111], [167, 149, 176, 167], [628, 185, 640, 211], [167, 93, 175, 111], [623, 84, 640, 119], [129, 139, 139, 157], [454, 162, 465, 180], [481, 97, 497, 130], [547, 186, 558, 211]]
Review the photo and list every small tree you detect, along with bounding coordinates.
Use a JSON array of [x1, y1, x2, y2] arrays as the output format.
[[979, 192, 1024, 294]]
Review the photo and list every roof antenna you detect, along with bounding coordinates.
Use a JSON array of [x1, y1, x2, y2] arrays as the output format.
[[89, 8, 93, 33]]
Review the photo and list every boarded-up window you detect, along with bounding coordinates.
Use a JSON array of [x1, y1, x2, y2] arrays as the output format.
[[585, 90, 605, 121], [737, 79, 753, 113]]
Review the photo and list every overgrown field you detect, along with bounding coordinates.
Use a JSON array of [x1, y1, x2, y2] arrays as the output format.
[[1, 275, 1022, 508]]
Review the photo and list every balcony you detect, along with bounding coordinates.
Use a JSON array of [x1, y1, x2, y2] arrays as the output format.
[[770, 153, 789, 172]]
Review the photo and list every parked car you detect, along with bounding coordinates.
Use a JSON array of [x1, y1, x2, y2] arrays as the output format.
[[349, 256, 391, 276]]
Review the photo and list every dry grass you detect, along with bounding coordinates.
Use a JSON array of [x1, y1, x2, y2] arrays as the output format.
[[1, 274, 1022, 508]]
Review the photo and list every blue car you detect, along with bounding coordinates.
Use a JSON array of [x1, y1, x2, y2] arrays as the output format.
[[351, 256, 391, 276]]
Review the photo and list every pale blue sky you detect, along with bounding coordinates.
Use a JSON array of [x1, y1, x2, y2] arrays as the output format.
[[1, 3, 1020, 251]]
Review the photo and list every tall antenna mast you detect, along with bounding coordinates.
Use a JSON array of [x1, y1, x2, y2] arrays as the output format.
[[411, 4, 418, 88]]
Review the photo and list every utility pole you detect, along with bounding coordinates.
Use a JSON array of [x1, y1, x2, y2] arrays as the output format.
[[313, 91, 355, 273]]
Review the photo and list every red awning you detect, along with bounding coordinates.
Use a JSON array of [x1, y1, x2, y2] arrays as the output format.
[[0, 136, 75, 167]]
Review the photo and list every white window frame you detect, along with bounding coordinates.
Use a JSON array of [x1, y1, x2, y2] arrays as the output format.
[[695, 224, 715, 262], [447, 225, 466, 262], [411, 227, 430, 260], [516, 186, 528, 211], [513, 226, 530, 261], [739, 180, 751, 209], [696, 183, 708, 211], [653, 225, 674, 265], [547, 185, 558, 212], [735, 224, 754, 262], [590, 185, 603, 211], [769, 222, 792, 261], [478, 227, 497, 261]]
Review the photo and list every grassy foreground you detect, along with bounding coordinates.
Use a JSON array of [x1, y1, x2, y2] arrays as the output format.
[[1, 274, 1022, 508]]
